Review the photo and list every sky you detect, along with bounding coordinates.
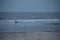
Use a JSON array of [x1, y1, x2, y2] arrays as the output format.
[[0, 0, 60, 12]]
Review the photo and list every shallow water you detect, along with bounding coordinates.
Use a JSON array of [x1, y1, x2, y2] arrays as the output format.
[[0, 12, 60, 32]]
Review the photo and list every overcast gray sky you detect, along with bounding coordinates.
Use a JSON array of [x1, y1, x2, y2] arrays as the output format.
[[0, 0, 60, 12]]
